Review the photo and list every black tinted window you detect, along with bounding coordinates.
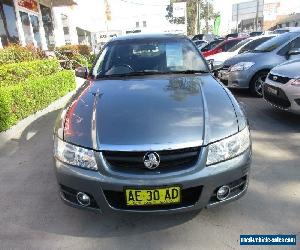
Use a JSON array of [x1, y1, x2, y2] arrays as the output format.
[[254, 32, 300, 52], [93, 37, 208, 77], [278, 37, 300, 55], [240, 36, 273, 53], [224, 40, 241, 51]]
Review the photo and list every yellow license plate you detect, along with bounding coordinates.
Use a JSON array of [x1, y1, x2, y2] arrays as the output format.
[[125, 186, 181, 206]]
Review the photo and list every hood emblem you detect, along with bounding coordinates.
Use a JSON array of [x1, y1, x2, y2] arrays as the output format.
[[143, 152, 160, 169], [273, 76, 278, 81]]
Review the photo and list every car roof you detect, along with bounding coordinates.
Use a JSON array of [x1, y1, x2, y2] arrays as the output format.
[[110, 33, 187, 42]]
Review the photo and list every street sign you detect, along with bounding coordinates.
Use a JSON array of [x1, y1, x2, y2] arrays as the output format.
[[173, 2, 186, 18]]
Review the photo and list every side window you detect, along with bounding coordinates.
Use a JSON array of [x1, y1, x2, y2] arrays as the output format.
[[278, 37, 300, 55], [224, 40, 239, 51], [242, 37, 270, 52]]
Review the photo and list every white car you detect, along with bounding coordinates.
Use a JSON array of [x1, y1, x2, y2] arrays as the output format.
[[207, 35, 276, 69], [263, 58, 300, 113]]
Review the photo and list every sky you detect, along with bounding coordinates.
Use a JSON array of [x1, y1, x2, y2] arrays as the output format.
[[72, 0, 300, 33]]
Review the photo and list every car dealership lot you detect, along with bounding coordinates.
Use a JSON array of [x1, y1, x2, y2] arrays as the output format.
[[0, 91, 299, 250]]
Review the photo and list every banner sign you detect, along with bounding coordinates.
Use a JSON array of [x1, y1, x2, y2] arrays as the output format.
[[173, 2, 186, 18], [18, 0, 38, 12]]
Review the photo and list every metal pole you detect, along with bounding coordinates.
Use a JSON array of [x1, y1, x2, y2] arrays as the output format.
[[236, 3, 239, 33], [255, 0, 259, 31]]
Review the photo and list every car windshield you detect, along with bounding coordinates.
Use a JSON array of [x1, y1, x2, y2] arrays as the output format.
[[253, 32, 300, 52], [92, 37, 209, 77], [228, 38, 252, 52]]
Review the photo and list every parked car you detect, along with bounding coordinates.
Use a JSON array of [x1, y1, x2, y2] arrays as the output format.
[[194, 39, 208, 50], [263, 58, 300, 112], [220, 31, 300, 96], [53, 34, 251, 213], [273, 27, 300, 34], [249, 31, 263, 37], [200, 38, 224, 52], [207, 35, 276, 69], [202, 37, 245, 58]]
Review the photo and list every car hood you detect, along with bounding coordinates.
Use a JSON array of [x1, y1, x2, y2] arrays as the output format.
[[206, 51, 237, 62], [271, 59, 300, 78], [62, 74, 239, 150], [224, 51, 265, 67]]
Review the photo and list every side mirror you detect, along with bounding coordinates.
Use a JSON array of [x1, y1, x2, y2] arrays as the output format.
[[207, 59, 223, 72], [287, 48, 300, 58], [75, 66, 88, 79]]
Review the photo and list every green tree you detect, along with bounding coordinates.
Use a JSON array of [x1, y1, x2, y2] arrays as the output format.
[[166, 0, 218, 36]]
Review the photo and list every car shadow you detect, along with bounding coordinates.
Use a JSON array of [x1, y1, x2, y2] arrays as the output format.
[[0, 109, 202, 238]]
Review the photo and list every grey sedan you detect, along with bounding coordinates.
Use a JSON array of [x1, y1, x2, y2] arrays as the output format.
[[220, 31, 300, 96], [53, 34, 251, 214]]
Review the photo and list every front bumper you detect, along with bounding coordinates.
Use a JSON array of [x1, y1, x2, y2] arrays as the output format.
[[54, 148, 251, 214], [227, 70, 253, 89], [263, 79, 300, 112]]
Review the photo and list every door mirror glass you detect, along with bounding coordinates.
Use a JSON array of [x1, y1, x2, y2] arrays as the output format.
[[207, 59, 223, 72], [287, 48, 300, 57]]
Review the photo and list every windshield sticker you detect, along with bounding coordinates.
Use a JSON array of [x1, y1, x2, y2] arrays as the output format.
[[166, 43, 183, 67]]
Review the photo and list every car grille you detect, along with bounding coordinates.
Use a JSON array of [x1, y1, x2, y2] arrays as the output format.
[[103, 186, 202, 211], [268, 73, 291, 84], [102, 147, 201, 172], [263, 84, 291, 109]]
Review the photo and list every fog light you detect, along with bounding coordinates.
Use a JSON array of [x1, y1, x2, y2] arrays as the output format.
[[216, 185, 230, 200], [76, 192, 90, 206]]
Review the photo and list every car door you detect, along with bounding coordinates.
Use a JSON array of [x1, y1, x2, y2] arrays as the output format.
[[277, 36, 300, 61]]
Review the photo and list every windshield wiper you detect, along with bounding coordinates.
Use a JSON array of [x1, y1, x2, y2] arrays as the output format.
[[167, 70, 208, 74], [98, 70, 167, 78], [97, 69, 208, 79]]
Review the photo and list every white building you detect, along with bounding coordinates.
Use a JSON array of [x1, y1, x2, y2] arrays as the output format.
[[0, 0, 91, 50]]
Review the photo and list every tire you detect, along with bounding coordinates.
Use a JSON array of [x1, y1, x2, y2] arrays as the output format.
[[249, 70, 269, 97]]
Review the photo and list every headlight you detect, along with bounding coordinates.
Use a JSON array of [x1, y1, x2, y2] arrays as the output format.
[[289, 78, 300, 86], [54, 136, 98, 170], [206, 127, 251, 166], [230, 62, 255, 72]]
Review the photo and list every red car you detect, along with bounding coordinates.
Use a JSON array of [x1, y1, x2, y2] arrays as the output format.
[[202, 38, 246, 58]]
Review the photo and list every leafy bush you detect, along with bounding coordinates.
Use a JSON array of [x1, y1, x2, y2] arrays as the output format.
[[0, 44, 46, 65], [55, 44, 94, 69], [56, 44, 91, 57], [0, 59, 61, 87], [0, 70, 76, 132]]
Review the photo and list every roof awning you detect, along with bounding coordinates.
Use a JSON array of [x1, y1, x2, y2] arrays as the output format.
[[39, 0, 77, 7], [51, 0, 77, 6]]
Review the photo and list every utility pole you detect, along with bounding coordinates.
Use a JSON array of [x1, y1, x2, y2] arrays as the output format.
[[236, 3, 239, 33], [205, 0, 209, 33], [255, 0, 259, 31], [197, 0, 201, 34]]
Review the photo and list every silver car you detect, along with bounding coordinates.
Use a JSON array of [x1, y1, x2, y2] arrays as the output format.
[[220, 31, 300, 97], [53, 34, 252, 214], [263, 58, 300, 112]]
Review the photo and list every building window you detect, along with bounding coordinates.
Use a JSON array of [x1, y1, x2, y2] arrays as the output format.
[[0, 0, 19, 46], [19, 11, 34, 45], [143, 21, 146, 27], [76, 27, 91, 46], [136, 21, 139, 28], [19, 11, 42, 48], [61, 14, 71, 44], [40, 4, 55, 49]]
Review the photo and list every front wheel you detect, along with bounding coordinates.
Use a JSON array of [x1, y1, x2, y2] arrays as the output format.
[[250, 71, 269, 97]]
